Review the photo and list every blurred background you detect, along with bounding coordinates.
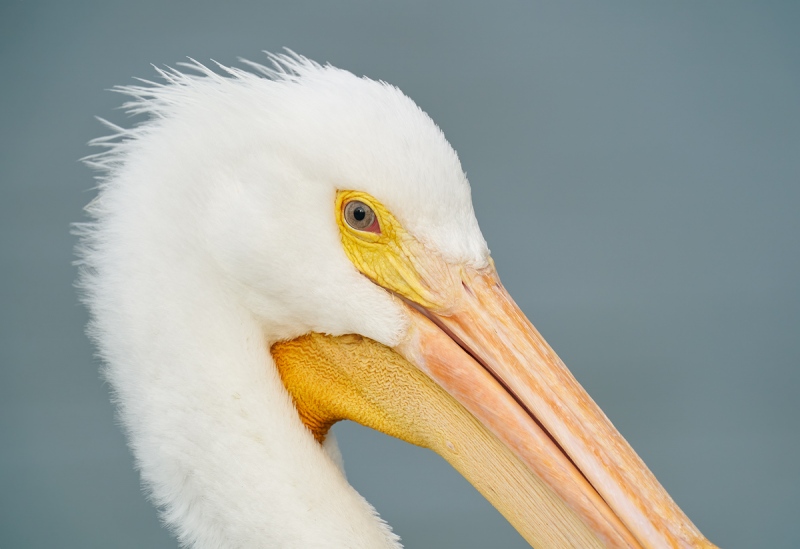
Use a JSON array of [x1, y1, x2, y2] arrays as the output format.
[[2, 1, 798, 547]]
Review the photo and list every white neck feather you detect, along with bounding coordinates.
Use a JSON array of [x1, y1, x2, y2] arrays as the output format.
[[83, 187, 400, 548]]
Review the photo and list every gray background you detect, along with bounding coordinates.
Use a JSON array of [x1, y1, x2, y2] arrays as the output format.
[[2, 1, 798, 548]]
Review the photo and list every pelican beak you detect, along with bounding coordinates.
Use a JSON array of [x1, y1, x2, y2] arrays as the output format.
[[273, 190, 718, 548], [392, 266, 717, 549]]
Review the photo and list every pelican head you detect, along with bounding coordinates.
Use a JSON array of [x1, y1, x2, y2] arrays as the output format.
[[78, 53, 717, 548]]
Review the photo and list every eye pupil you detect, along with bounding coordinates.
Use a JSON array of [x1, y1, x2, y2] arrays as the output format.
[[344, 200, 379, 233]]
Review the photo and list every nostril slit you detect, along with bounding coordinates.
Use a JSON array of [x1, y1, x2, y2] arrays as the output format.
[[461, 281, 474, 297]]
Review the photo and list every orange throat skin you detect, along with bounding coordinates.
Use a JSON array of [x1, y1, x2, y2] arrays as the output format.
[[271, 332, 616, 549], [272, 333, 409, 445]]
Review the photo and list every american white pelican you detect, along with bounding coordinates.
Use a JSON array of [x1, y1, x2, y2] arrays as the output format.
[[77, 52, 718, 548]]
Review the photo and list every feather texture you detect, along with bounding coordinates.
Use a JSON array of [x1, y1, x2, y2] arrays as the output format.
[[76, 52, 490, 548]]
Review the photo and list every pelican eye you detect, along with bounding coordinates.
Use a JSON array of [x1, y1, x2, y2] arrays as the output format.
[[344, 200, 380, 233]]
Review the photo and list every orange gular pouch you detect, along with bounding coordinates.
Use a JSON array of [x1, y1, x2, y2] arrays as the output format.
[[271, 332, 612, 549]]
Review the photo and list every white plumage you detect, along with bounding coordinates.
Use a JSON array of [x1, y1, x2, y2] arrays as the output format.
[[78, 52, 718, 549], [78, 53, 488, 548]]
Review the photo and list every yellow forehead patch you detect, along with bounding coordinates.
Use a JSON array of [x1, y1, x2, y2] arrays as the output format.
[[335, 190, 461, 313]]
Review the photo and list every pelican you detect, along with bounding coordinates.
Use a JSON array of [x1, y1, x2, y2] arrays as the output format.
[[77, 52, 718, 548]]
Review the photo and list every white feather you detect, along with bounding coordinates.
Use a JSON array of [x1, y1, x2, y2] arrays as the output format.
[[77, 53, 489, 548]]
